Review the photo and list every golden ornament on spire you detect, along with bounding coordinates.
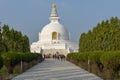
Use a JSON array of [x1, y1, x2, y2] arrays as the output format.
[[52, 3, 56, 8]]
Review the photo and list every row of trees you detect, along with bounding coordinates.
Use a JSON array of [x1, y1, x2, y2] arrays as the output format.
[[0, 24, 30, 53], [0, 24, 2, 53], [79, 17, 120, 52], [73, 17, 120, 79], [0, 24, 31, 72], [0, 23, 44, 79]]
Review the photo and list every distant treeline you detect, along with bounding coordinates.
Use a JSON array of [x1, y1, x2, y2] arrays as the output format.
[[79, 17, 120, 52], [0, 24, 30, 53]]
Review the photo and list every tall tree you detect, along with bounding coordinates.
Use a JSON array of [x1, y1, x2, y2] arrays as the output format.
[[21, 35, 30, 52], [0, 23, 2, 54], [79, 17, 120, 52], [1, 24, 30, 52]]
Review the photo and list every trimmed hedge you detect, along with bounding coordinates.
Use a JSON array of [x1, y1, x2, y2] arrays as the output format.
[[67, 52, 89, 63], [100, 51, 120, 74], [1, 52, 42, 74], [2, 52, 21, 67], [88, 51, 104, 64], [19, 52, 40, 63], [67, 51, 120, 79]]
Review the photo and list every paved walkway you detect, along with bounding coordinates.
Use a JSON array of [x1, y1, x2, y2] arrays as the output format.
[[12, 59, 102, 80]]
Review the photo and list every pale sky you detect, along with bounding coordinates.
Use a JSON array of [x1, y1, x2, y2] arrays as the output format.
[[0, 0, 120, 44]]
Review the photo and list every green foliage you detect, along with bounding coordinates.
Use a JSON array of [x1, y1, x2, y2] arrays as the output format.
[[1, 52, 40, 74], [67, 52, 78, 60], [1, 24, 30, 52], [21, 35, 30, 52], [77, 52, 89, 62], [20, 52, 40, 63], [2, 52, 40, 67], [67, 51, 120, 79], [100, 51, 120, 71], [77, 16, 120, 79], [89, 51, 104, 63], [2, 52, 21, 73], [0, 25, 4, 53], [67, 51, 120, 71], [79, 17, 120, 52], [2, 52, 21, 68], [67, 52, 89, 63]]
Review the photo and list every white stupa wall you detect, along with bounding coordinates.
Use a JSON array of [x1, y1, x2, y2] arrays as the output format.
[[42, 43, 66, 49], [30, 3, 78, 55]]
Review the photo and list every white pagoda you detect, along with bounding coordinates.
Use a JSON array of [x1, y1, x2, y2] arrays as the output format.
[[30, 4, 78, 56]]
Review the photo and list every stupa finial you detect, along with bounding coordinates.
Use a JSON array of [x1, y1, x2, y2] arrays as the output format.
[[52, 3, 56, 8], [50, 3, 60, 22]]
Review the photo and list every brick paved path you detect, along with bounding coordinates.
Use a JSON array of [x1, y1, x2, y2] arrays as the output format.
[[12, 59, 102, 80]]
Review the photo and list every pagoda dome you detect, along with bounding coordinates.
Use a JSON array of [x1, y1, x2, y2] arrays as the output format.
[[40, 22, 69, 41], [30, 3, 78, 54], [40, 3, 69, 42]]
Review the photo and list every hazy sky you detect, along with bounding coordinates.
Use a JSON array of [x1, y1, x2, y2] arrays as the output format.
[[0, 0, 120, 44]]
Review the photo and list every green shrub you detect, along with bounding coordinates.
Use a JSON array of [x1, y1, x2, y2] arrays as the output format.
[[2, 52, 21, 67], [89, 51, 104, 64], [67, 52, 89, 62], [1, 52, 42, 74], [19, 52, 40, 63], [77, 52, 89, 62], [2, 52, 21, 73], [67, 53, 79, 61], [100, 51, 120, 71], [67, 51, 120, 79], [100, 51, 120, 79]]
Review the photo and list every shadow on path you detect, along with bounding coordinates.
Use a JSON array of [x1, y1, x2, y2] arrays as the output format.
[[12, 59, 103, 80]]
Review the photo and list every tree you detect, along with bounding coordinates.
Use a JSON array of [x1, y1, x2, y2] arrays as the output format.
[[21, 35, 30, 52], [1, 24, 30, 52], [0, 24, 2, 53], [79, 17, 120, 52]]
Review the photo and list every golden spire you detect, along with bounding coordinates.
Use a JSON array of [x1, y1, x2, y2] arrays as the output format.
[[50, 3, 60, 22], [52, 3, 56, 8]]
